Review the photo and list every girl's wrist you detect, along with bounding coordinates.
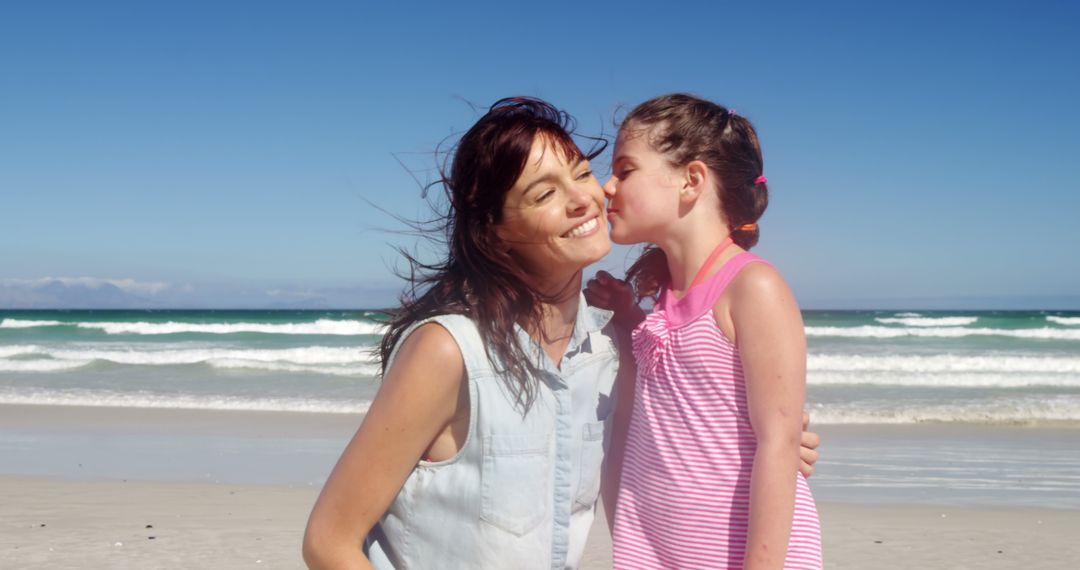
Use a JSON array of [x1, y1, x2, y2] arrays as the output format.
[[615, 305, 646, 331]]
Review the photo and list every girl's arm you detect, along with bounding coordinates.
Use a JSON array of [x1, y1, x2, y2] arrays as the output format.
[[584, 270, 646, 330], [725, 264, 807, 570], [302, 323, 466, 569], [585, 271, 641, 526], [601, 324, 636, 529]]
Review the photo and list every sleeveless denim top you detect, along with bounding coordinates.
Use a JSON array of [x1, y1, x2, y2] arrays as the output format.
[[364, 294, 619, 569]]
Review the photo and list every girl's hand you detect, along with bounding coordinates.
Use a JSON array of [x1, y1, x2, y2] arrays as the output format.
[[585, 271, 645, 330], [799, 411, 820, 477]]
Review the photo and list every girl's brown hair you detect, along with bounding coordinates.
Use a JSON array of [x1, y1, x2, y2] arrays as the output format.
[[622, 93, 769, 299]]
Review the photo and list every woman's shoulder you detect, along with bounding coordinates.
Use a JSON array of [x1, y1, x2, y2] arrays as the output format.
[[393, 313, 477, 351], [403, 321, 465, 358], [386, 321, 467, 390], [389, 314, 472, 368]]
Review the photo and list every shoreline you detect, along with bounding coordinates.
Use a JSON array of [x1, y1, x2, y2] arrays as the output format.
[[4, 474, 1078, 569], [3, 404, 1080, 508], [3, 404, 1080, 568]]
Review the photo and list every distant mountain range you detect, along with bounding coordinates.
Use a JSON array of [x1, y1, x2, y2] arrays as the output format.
[[0, 278, 400, 309], [1, 277, 1077, 311]]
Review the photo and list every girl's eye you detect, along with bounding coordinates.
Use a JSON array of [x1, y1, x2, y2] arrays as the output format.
[[576, 169, 593, 181], [617, 169, 633, 179]]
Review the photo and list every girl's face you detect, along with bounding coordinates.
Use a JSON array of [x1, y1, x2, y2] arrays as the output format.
[[497, 135, 611, 283], [603, 128, 684, 245]]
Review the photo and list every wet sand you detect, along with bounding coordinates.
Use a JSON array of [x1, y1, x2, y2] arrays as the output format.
[[3, 404, 1078, 568]]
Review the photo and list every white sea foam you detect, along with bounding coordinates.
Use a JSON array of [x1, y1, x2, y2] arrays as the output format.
[[810, 371, 1080, 388], [809, 353, 1080, 374], [810, 397, 1080, 424], [0, 319, 64, 328], [0, 345, 46, 358], [0, 359, 93, 372], [0, 345, 380, 376], [208, 359, 379, 377], [5, 389, 1075, 423], [1048, 316, 1080, 326], [806, 353, 1080, 387], [874, 316, 978, 327], [1, 318, 385, 335], [805, 325, 1080, 341], [76, 319, 386, 336], [49, 345, 373, 365], [0, 388, 370, 414]]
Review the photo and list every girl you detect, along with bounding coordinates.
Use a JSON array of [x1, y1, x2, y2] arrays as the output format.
[[594, 94, 822, 569]]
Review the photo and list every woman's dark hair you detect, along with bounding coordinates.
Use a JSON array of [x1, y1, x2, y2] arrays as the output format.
[[622, 93, 769, 300], [378, 97, 605, 412]]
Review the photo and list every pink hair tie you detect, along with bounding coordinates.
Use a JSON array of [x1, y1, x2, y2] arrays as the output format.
[[754, 175, 768, 185]]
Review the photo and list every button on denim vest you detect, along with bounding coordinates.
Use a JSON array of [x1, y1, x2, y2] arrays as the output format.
[[364, 294, 619, 569]]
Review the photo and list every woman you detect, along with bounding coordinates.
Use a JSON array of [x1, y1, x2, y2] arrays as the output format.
[[302, 97, 818, 569]]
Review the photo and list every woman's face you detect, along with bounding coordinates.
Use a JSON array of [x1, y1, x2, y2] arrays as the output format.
[[497, 134, 611, 284]]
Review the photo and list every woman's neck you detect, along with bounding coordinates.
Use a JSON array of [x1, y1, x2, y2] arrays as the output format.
[[523, 270, 583, 364]]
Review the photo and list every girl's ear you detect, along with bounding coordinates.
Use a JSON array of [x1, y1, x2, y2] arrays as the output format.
[[680, 160, 710, 204]]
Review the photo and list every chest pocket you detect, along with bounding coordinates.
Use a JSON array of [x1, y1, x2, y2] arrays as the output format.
[[481, 432, 551, 536]]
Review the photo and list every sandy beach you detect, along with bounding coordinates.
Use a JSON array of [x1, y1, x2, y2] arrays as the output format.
[[4, 476, 1078, 569], [2, 404, 1079, 569]]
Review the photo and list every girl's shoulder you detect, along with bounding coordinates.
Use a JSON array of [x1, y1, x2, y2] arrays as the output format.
[[725, 257, 789, 300], [702, 251, 777, 307], [712, 255, 798, 343]]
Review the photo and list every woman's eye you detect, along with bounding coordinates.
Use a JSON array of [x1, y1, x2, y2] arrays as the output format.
[[537, 189, 555, 202], [617, 169, 633, 179]]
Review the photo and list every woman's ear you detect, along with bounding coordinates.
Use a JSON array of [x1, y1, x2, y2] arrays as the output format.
[[680, 160, 710, 203], [492, 220, 519, 253]]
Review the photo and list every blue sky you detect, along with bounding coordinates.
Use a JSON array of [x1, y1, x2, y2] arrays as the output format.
[[2, 0, 1078, 309]]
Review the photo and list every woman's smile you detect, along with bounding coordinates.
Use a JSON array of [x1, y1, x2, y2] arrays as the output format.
[[562, 215, 601, 238]]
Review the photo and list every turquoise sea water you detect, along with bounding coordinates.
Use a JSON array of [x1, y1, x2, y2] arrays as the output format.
[[4, 309, 1080, 508], [1, 309, 1079, 424]]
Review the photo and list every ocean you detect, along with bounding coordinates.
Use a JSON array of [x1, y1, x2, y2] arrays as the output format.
[[2, 309, 1078, 425], [3, 308, 1079, 508]]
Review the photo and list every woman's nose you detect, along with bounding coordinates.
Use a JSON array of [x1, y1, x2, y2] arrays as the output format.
[[566, 186, 590, 212]]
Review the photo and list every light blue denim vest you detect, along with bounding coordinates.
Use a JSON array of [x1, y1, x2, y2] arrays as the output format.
[[364, 294, 619, 569]]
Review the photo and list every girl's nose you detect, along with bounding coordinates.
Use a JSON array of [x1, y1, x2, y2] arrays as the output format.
[[602, 176, 617, 197]]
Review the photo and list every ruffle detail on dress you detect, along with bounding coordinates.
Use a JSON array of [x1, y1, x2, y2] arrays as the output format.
[[632, 314, 671, 376]]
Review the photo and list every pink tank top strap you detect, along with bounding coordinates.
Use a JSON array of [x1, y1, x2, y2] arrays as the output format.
[[662, 252, 771, 326]]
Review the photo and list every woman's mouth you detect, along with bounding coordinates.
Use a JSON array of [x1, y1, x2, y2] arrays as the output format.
[[562, 216, 600, 238]]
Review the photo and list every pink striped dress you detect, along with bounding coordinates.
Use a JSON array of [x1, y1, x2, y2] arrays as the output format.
[[612, 252, 822, 569]]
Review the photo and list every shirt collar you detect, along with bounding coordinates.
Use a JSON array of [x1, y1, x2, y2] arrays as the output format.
[[514, 293, 614, 370], [570, 292, 614, 347]]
